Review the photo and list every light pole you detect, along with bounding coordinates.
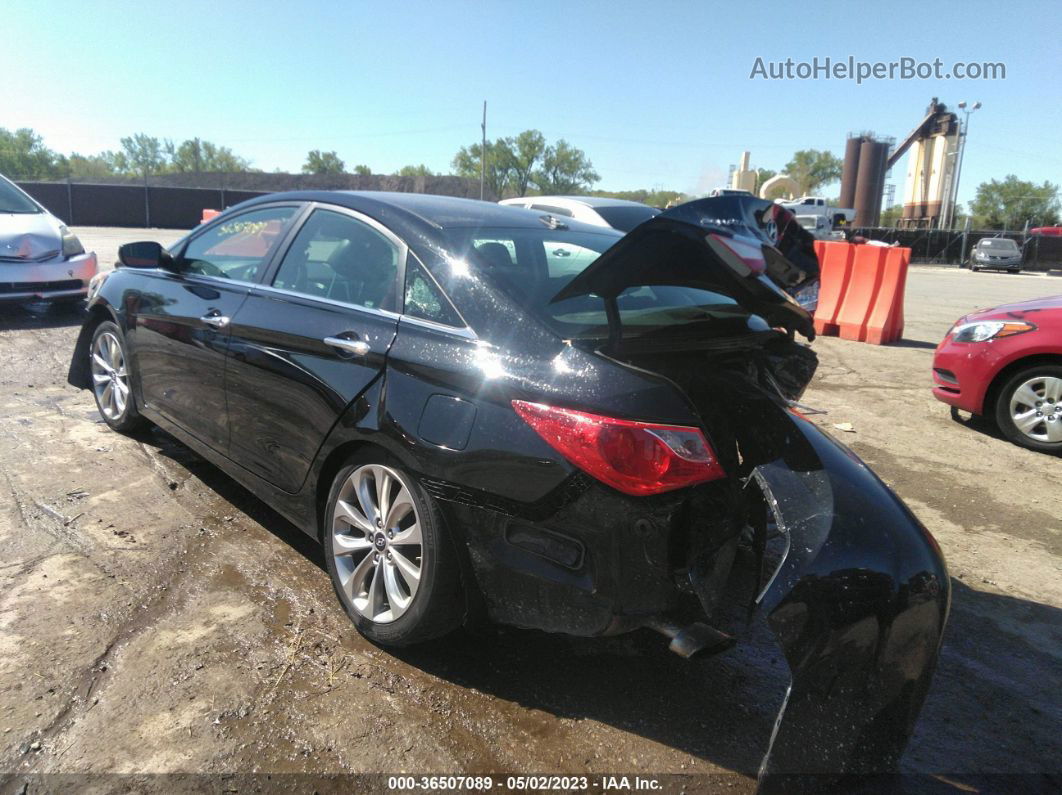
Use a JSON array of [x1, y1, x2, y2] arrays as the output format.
[[948, 101, 981, 230]]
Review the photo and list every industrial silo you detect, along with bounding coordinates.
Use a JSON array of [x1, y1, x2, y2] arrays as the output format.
[[839, 137, 862, 209], [854, 139, 888, 227]]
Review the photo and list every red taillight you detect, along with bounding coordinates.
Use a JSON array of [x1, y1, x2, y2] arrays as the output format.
[[512, 400, 726, 496]]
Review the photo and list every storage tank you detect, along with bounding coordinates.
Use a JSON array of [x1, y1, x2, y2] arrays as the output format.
[[839, 137, 862, 209], [854, 139, 888, 227]]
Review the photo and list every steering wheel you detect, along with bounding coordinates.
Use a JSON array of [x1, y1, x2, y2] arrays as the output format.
[[188, 259, 226, 278]]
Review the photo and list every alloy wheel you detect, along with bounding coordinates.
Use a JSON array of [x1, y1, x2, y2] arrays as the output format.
[[91, 331, 130, 420], [330, 464, 424, 623], [1008, 375, 1062, 443]]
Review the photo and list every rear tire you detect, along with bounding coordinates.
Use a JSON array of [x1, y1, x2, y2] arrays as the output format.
[[994, 365, 1062, 453], [89, 321, 147, 433], [323, 453, 464, 646]]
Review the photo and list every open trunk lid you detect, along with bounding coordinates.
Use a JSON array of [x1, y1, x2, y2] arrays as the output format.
[[550, 196, 819, 341]]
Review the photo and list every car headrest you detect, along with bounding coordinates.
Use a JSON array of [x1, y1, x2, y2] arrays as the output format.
[[329, 234, 394, 279], [475, 242, 514, 270]]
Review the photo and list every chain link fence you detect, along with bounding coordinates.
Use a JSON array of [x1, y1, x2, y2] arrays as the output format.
[[847, 227, 1062, 270]]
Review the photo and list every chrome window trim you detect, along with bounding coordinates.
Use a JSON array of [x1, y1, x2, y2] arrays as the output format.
[[251, 274, 478, 340], [398, 313, 478, 341], [250, 282, 402, 321]]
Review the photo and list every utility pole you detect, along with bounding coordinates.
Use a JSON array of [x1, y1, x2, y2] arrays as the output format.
[[480, 101, 487, 201], [948, 101, 981, 231]]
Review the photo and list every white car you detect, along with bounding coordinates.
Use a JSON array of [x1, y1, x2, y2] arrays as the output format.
[[0, 174, 97, 303], [498, 195, 661, 232]]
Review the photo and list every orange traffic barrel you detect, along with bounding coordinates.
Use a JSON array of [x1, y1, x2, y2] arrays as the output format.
[[201, 208, 221, 224]]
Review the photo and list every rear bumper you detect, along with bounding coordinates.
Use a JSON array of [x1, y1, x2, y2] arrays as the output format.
[[757, 419, 950, 782], [0, 251, 97, 302]]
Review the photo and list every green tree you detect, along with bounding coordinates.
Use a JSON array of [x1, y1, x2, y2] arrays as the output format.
[[65, 152, 123, 179], [353, 164, 372, 176], [506, 130, 547, 197], [303, 150, 346, 175], [396, 164, 436, 177], [533, 140, 599, 194], [784, 149, 842, 195], [879, 203, 904, 227], [969, 175, 1060, 229], [169, 138, 250, 173], [0, 127, 64, 179], [119, 133, 167, 179], [452, 139, 515, 198]]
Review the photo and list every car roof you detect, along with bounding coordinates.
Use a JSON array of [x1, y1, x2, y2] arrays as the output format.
[[236, 190, 618, 233], [502, 195, 656, 209]]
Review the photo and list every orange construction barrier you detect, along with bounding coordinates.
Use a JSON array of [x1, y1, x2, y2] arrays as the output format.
[[812, 241, 856, 337], [201, 208, 221, 224], [812, 242, 910, 345]]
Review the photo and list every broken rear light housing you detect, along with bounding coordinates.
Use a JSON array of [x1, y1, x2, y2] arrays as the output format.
[[512, 400, 726, 496], [705, 232, 767, 277]]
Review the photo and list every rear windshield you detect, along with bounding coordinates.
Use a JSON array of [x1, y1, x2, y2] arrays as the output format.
[[0, 179, 41, 214], [593, 205, 661, 232], [445, 226, 767, 341], [977, 238, 1019, 251]]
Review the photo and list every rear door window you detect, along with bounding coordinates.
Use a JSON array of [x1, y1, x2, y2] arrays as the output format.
[[272, 209, 400, 311]]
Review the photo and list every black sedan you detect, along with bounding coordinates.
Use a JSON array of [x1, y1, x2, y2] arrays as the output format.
[[68, 192, 948, 782]]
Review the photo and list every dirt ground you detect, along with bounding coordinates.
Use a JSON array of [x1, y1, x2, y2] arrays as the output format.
[[0, 231, 1059, 791]]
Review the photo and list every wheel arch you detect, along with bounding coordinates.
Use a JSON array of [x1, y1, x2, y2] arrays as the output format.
[[315, 440, 382, 541], [983, 353, 1062, 416], [67, 302, 120, 389]]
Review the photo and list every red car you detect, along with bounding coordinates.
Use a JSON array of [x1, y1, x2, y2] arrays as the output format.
[[933, 295, 1062, 452]]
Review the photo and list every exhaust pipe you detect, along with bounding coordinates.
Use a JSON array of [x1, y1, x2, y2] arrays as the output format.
[[646, 619, 735, 659]]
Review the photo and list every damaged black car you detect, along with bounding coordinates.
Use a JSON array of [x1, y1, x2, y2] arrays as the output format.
[[68, 192, 949, 783]]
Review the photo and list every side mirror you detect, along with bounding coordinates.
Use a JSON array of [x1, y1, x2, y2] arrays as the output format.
[[118, 241, 175, 269]]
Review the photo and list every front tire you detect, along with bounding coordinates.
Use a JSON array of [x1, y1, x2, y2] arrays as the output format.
[[994, 365, 1062, 453], [323, 455, 463, 646], [90, 321, 146, 433]]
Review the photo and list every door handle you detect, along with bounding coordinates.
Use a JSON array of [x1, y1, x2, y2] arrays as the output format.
[[201, 312, 230, 329], [324, 336, 370, 357]]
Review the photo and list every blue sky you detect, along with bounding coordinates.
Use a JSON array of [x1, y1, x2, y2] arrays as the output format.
[[4, 0, 1059, 204]]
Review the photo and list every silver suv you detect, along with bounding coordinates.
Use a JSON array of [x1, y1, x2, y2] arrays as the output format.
[[970, 237, 1022, 273]]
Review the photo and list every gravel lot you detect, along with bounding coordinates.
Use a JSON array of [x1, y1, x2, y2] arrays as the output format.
[[0, 229, 1058, 789]]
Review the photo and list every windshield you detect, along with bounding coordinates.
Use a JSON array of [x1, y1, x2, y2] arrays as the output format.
[[445, 226, 768, 342], [977, 238, 1019, 251], [0, 178, 42, 214], [593, 205, 661, 232]]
